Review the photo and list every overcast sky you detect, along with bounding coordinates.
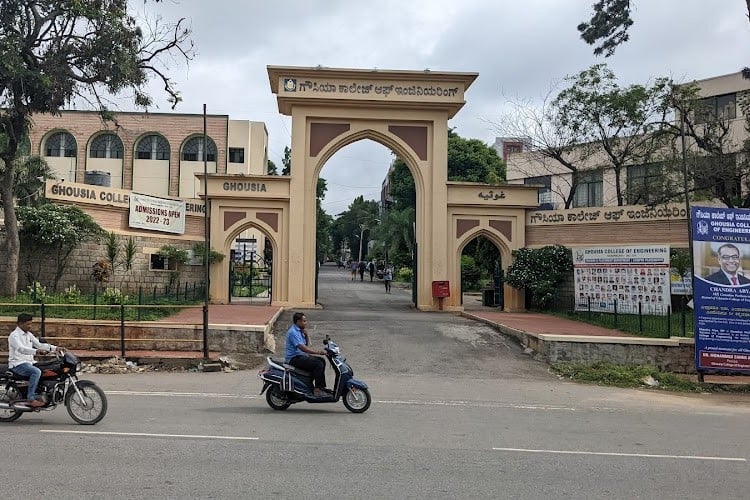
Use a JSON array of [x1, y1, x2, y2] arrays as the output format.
[[132, 0, 749, 216]]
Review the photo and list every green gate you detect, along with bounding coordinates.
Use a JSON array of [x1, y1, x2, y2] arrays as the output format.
[[229, 255, 272, 304]]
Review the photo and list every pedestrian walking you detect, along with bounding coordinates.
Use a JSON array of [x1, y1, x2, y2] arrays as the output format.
[[384, 266, 393, 293]]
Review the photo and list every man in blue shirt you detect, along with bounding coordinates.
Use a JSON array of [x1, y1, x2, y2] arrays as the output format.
[[284, 312, 327, 396]]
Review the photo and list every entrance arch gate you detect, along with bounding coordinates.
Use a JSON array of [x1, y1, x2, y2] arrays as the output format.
[[202, 66, 538, 311]]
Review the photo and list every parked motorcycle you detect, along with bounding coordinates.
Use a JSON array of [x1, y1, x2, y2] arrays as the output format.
[[258, 336, 371, 413], [0, 350, 107, 425]]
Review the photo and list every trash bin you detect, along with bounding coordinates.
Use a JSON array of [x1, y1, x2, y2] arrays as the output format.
[[482, 289, 495, 307]]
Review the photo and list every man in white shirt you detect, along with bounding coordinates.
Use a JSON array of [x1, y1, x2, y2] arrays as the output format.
[[8, 313, 61, 408]]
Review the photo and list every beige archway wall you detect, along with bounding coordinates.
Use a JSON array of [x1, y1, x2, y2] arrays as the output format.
[[202, 175, 290, 305], [269, 66, 479, 309], [447, 182, 540, 311]]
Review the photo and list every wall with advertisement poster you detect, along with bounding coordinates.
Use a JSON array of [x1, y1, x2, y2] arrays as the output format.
[[692, 206, 750, 373], [573, 246, 671, 315]]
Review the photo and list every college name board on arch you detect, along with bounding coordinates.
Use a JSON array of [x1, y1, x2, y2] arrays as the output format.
[[128, 193, 186, 235], [573, 245, 671, 315]]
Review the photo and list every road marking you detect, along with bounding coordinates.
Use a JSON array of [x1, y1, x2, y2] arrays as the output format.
[[40, 430, 259, 441], [107, 391, 591, 411], [492, 447, 747, 462]]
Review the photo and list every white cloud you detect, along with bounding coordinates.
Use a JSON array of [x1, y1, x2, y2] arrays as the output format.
[[129, 0, 749, 216]]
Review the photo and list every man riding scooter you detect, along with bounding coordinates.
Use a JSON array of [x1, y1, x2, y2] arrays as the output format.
[[284, 312, 328, 396]]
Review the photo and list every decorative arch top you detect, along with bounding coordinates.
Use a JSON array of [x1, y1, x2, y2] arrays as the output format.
[[268, 65, 477, 118]]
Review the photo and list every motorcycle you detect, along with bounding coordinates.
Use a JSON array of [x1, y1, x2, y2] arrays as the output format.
[[258, 335, 371, 413], [0, 350, 108, 425]]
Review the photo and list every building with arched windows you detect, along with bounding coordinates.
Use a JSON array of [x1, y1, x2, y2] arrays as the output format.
[[11, 110, 273, 294]]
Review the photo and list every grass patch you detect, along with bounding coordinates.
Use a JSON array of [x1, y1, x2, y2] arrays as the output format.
[[551, 362, 750, 393]]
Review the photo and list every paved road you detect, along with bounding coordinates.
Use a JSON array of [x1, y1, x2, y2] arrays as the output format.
[[4, 264, 749, 499]]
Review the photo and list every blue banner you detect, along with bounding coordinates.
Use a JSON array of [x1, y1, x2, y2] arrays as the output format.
[[692, 206, 750, 373]]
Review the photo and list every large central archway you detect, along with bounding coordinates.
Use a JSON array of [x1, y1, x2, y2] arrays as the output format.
[[269, 66, 477, 310], [202, 66, 538, 311]]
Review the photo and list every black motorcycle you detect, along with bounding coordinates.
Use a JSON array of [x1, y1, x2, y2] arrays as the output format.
[[0, 350, 107, 425]]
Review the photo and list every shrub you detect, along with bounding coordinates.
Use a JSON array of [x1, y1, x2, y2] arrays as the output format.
[[396, 267, 412, 282], [92, 260, 112, 283], [506, 245, 572, 310], [102, 287, 129, 305], [23, 282, 48, 303], [62, 284, 82, 303], [461, 255, 481, 291]]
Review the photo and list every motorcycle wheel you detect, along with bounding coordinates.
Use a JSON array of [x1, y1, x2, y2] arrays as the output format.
[[0, 385, 24, 422], [343, 387, 371, 413], [266, 385, 291, 411], [65, 381, 107, 425]]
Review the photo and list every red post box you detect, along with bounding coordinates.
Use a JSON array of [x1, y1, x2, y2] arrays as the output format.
[[431, 280, 450, 298]]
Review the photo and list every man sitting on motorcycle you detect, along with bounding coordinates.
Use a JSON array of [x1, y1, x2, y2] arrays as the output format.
[[7, 313, 62, 408], [284, 312, 327, 396]]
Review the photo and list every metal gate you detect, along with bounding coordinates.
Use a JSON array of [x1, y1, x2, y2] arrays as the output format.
[[229, 255, 272, 304]]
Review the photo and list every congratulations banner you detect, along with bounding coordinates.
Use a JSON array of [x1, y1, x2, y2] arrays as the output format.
[[692, 206, 750, 373]]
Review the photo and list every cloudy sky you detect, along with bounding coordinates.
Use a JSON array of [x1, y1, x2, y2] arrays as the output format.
[[132, 0, 749, 216]]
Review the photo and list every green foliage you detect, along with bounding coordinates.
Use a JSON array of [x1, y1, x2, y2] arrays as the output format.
[[192, 242, 225, 264], [551, 362, 749, 393], [461, 255, 481, 291], [62, 284, 82, 304], [670, 248, 692, 278], [158, 245, 189, 266], [281, 146, 292, 175], [447, 130, 506, 183], [553, 64, 673, 206], [102, 287, 129, 305], [577, 0, 633, 57], [17, 203, 104, 290], [396, 267, 413, 282], [22, 282, 47, 303], [506, 245, 572, 309], [267, 159, 278, 175], [0, 0, 193, 297]]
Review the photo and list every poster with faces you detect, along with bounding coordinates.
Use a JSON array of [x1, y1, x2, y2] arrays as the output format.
[[573, 246, 671, 315]]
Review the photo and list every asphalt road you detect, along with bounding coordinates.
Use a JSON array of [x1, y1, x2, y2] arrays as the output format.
[[4, 264, 749, 499]]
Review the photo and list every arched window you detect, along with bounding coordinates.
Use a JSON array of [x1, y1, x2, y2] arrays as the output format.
[[136, 134, 170, 160], [182, 136, 216, 162], [45, 131, 77, 157], [90, 133, 124, 159]]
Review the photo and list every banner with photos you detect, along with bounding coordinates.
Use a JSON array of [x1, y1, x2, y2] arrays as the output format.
[[573, 246, 671, 315]]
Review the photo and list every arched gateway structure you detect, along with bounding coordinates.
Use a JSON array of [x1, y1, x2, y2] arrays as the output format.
[[203, 66, 539, 311]]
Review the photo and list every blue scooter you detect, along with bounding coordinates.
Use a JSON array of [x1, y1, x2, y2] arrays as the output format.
[[258, 336, 371, 413]]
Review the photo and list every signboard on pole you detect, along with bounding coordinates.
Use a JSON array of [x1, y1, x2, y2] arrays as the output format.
[[692, 206, 750, 373], [129, 193, 186, 235], [573, 245, 671, 314]]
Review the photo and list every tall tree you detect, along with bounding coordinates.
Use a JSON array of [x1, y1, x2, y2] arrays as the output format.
[[552, 64, 673, 206], [267, 159, 278, 175], [0, 0, 193, 296]]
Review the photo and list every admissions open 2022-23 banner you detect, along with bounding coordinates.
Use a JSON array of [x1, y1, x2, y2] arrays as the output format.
[[573, 246, 671, 315], [692, 206, 750, 373]]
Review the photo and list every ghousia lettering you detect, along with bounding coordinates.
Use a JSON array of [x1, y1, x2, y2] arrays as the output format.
[[223, 182, 267, 192], [295, 80, 458, 98]]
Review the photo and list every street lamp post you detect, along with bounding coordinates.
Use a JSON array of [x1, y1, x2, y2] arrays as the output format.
[[357, 224, 367, 262]]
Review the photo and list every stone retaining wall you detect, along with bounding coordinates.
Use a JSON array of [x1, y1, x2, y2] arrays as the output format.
[[465, 313, 697, 373], [0, 318, 267, 356]]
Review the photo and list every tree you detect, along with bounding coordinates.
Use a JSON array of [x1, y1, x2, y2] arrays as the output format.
[[0, 1, 193, 297], [505, 245, 573, 310], [578, 0, 750, 61], [281, 146, 292, 175], [447, 130, 505, 183], [267, 159, 278, 175], [552, 64, 673, 206], [17, 204, 104, 291]]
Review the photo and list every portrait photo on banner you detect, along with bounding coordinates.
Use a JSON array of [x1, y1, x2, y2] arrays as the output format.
[[694, 241, 750, 286]]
